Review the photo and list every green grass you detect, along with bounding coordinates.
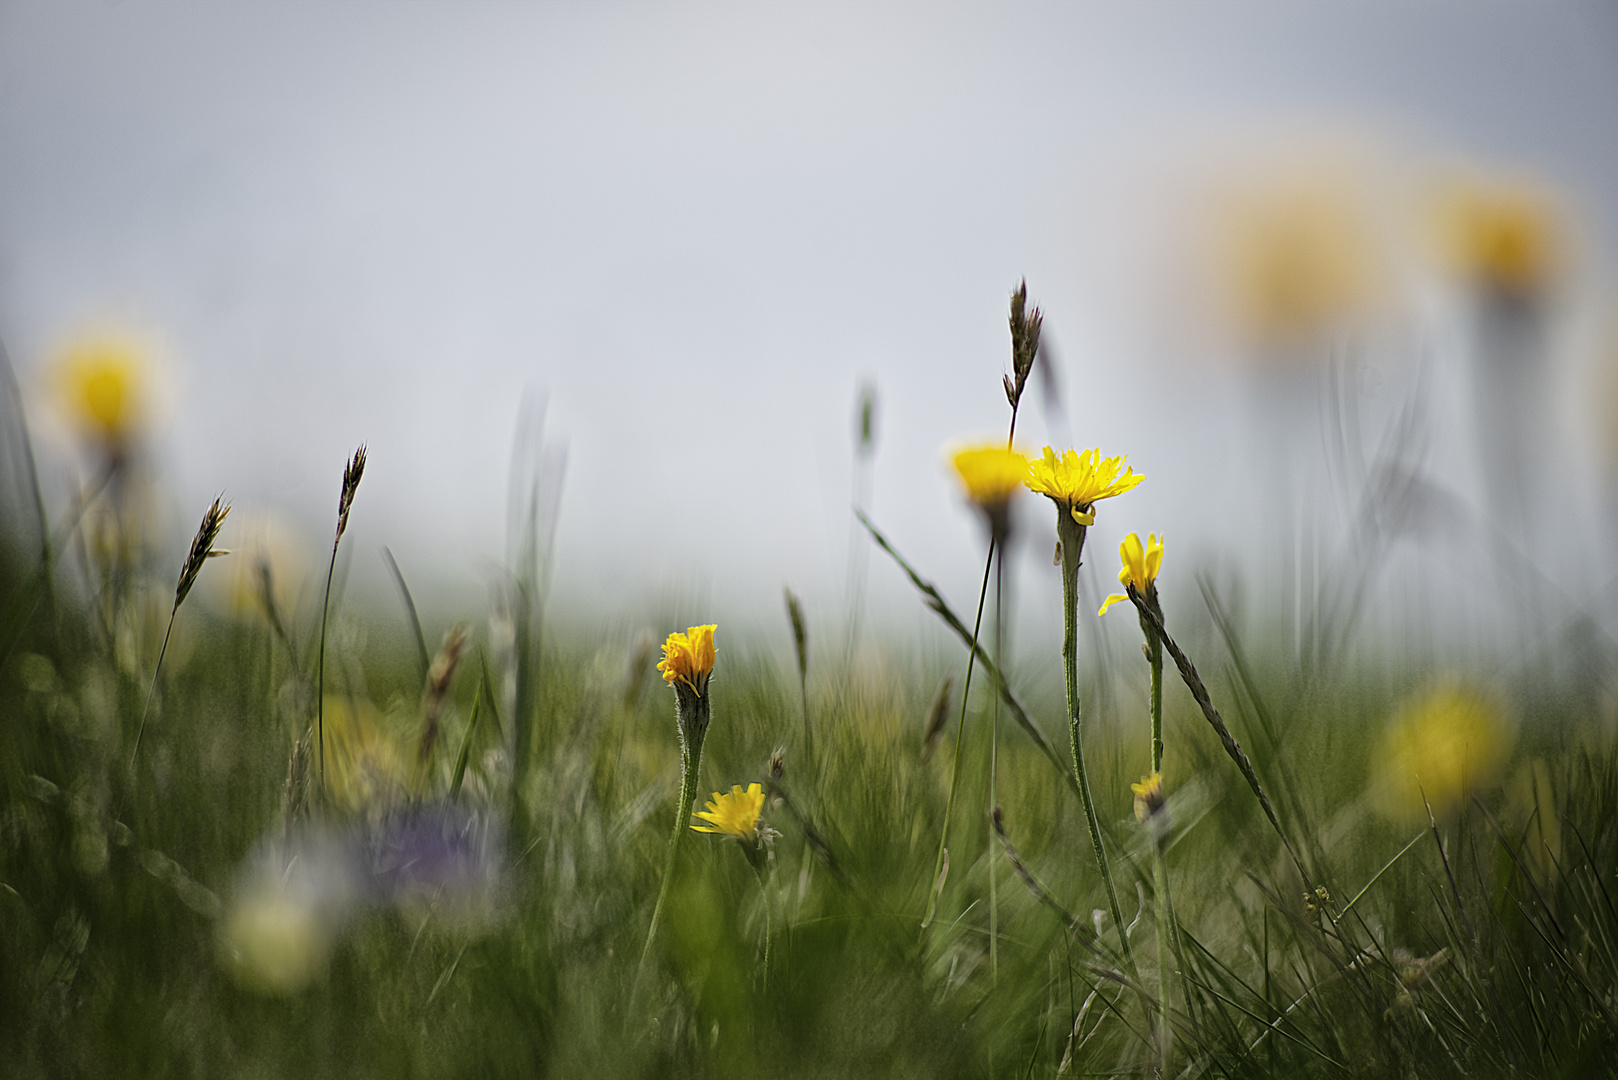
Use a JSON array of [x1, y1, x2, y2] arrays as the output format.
[[3, 512, 1617, 1079]]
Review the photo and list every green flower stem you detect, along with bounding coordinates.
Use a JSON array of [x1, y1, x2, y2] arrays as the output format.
[[1056, 508, 1131, 963], [1152, 843, 1173, 1073], [1140, 594, 1164, 774], [641, 688, 710, 977]]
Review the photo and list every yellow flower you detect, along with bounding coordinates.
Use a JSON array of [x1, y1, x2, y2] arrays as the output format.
[[1432, 177, 1563, 300], [1098, 532, 1164, 616], [1212, 167, 1380, 347], [691, 782, 765, 839], [54, 335, 150, 451], [1378, 682, 1511, 821], [657, 624, 717, 695], [1131, 771, 1165, 824], [1024, 447, 1144, 525], [949, 443, 1029, 510]]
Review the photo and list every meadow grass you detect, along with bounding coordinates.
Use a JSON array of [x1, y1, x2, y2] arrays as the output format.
[[3, 310, 1618, 1078], [3, 525, 1616, 1078]]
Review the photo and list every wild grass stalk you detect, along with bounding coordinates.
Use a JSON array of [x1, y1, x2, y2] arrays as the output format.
[[131, 495, 229, 767], [784, 586, 811, 766], [317, 445, 365, 788]]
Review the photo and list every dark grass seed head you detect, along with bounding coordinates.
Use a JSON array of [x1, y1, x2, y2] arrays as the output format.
[[336, 444, 366, 541], [174, 496, 230, 611]]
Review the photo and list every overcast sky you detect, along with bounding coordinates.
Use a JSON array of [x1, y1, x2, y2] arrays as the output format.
[[3, 1, 1617, 645]]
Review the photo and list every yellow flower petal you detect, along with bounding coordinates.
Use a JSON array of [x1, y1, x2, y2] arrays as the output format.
[[949, 443, 1029, 509], [657, 624, 718, 694], [1098, 592, 1130, 617], [690, 782, 766, 838], [1024, 446, 1144, 516]]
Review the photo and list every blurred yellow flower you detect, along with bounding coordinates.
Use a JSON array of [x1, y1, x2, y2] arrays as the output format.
[[949, 443, 1029, 510], [323, 696, 408, 812], [691, 782, 765, 839], [1024, 447, 1144, 525], [54, 335, 151, 452], [658, 624, 717, 695], [1378, 682, 1511, 821], [207, 510, 311, 620], [222, 889, 333, 995], [1212, 170, 1379, 346], [1099, 532, 1164, 616], [1131, 771, 1165, 824], [1432, 177, 1564, 301]]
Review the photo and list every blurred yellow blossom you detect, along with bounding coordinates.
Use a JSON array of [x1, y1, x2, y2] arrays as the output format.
[[1211, 168, 1381, 347], [53, 334, 153, 454], [1099, 532, 1164, 616], [691, 782, 766, 840], [221, 889, 333, 995], [949, 443, 1029, 511], [207, 510, 312, 620], [1432, 176, 1564, 301], [1025, 447, 1144, 525], [1378, 682, 1511, 820], [1131, 771, 1165, 824], [657, 624, 717, 696]]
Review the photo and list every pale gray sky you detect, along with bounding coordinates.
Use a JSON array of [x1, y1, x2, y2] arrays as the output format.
[[3, 1, 1616, 644]]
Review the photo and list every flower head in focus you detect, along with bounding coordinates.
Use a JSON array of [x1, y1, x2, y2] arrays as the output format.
[[1025, 447, 1144, 525], [691, 782, 767, 840], [1099, 533, 1164, 616], [658, 624, 717, 697]]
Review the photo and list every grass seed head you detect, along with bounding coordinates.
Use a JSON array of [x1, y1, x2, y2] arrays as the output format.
[[783, 587, 808, 682], [174, 497, 231, 611], [336, 445, 367, 541], [1007, 279, 1042, 408]]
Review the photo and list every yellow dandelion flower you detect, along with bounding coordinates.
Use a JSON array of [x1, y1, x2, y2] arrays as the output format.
[[1131, 771, 1165, 823], [54, 335, 151, 451], [1099, 533, 1165, 616], [1378, 682, 1511, 821], [1024, 446, 1144, 525], [949, 443, 1029, 510], [1212, 168, 1380, 347], [657, 624, 717, 695], [1432, 177, 1563, 300], [691, 782, 765, 839]]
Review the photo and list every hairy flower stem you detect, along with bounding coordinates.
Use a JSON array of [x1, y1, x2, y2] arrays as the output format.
[[641, 688, 710, 976], [1057, 508, 1131, 962], [1143, 605, 1164, 774]]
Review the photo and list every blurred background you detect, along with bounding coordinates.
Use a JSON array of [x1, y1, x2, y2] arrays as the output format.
[[3, 0, 1617, 654]]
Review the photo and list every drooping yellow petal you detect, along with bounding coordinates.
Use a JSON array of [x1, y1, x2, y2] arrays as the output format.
[[1101, 533, 1164, 615]]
